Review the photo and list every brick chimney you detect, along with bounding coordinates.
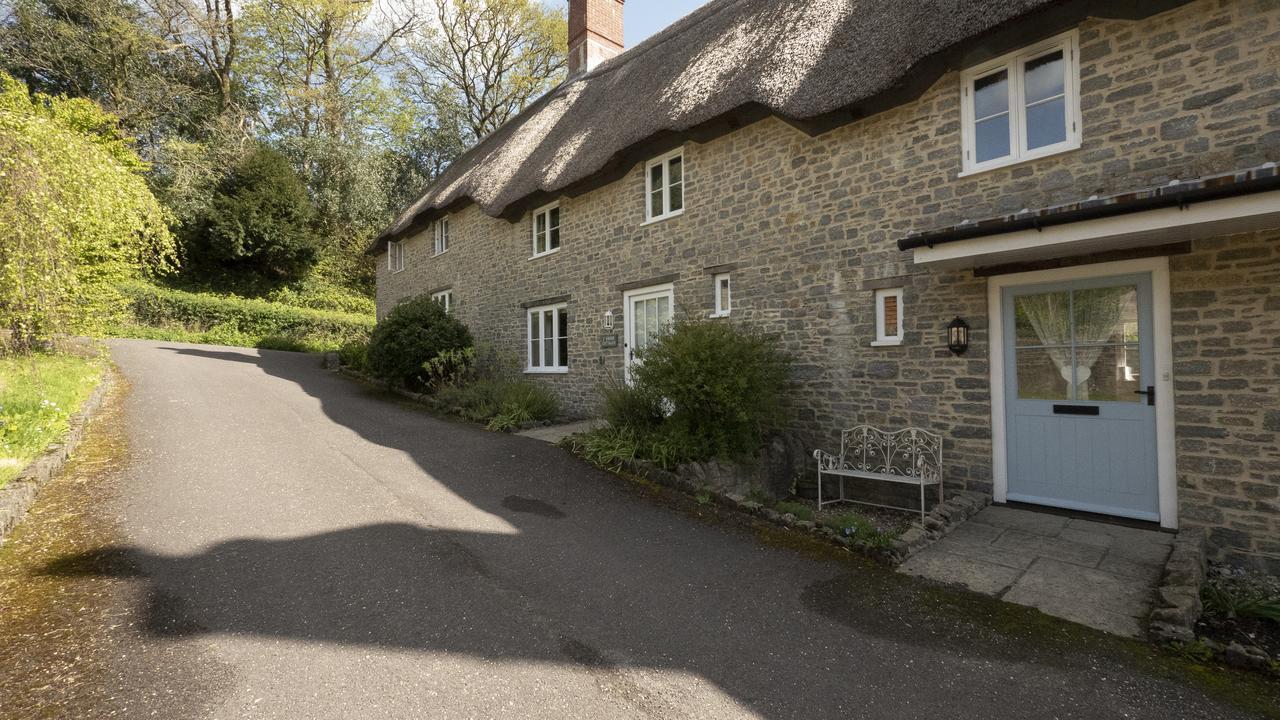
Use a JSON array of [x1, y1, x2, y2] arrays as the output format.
[[567, 0, 625, 77]]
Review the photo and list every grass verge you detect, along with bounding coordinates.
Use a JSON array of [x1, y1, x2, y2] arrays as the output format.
[[0, 351, 105, 488]]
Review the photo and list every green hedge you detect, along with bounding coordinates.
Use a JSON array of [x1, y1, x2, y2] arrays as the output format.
[[111, 281, 374, 352]]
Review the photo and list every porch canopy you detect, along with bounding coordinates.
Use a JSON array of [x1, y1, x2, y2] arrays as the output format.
[[900, 164, 1280, 269]]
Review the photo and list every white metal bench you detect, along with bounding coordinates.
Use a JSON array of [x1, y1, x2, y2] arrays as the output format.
[[813, 425, 943, 524]]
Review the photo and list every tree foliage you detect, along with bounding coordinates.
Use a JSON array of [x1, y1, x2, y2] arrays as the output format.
[[367, 295, 473, 387], [185, 144, 317, 286], [0, 72, 176, 350]]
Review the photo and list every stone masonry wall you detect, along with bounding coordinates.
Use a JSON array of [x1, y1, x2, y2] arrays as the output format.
[[377, 1, 1280, 558], [1172, 229, 1280, 573]]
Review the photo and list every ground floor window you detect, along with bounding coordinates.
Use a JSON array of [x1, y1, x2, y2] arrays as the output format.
[[873, 287, 904, 346], [712, 273, 731, 317], [527, 304, 568, 372], [432, 289, 453, 312]]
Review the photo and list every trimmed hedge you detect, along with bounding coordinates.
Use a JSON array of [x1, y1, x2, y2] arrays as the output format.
[[111, 281, 374, 352]]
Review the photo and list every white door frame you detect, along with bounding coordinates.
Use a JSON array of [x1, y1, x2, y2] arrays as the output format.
[[622, 283, 675, 384], [987, 256, 1178, 529]]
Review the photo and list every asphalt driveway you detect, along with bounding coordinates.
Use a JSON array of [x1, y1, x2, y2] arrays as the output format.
[[3, 339, 1274, 719]]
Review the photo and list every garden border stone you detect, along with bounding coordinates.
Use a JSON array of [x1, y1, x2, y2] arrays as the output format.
[[0, 369, 114, 546], [1149, 527, 1209, 644]]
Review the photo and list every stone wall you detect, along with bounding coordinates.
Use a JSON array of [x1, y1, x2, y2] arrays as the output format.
[[377, 1, 1280, 559], [1171, 229, 1280, 573]]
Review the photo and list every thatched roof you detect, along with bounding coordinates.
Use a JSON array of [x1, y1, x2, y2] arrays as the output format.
[[372, 0, 1187, 253]]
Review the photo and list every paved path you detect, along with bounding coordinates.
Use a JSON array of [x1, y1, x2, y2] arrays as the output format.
[[899, 506, 1173, 637], [1, 339, 1274, 719]]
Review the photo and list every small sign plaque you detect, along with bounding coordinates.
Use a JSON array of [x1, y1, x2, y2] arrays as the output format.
[[600, 334, 619, 348]]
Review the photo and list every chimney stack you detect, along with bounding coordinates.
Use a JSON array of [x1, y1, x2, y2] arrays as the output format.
[[567, 0, 625, 78]]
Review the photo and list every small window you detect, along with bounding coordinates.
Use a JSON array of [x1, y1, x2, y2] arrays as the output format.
[[532, 203, 561, 257], [711, 273, 731, 317], [434, 217, 450, 255], [960, 31, 1080, 175], [645, 150, 684, 222], [873, 288, 904, 346], [527, 304, 568, 373], [432, 289, 453, 312], [388, 240, 405, 273]]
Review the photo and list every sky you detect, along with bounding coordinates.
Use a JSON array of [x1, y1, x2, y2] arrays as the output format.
[[623, 1, 714, 47]]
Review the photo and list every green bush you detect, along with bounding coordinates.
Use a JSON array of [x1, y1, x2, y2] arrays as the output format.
[[632, 317, 791, 461], [433, 379, 559, 431], [421, 347, 477, 390], [266, 279, 376, 315], [773, 500, 815, 522], [366, 296, 472, 387], [559, 426, 639, 471], [602, 380, 663, 431], [111, 281, 373, 352], [338, 340, 370, 373]]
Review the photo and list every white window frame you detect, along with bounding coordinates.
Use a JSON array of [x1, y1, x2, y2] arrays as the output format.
[[872, 287, 904, 347], [387, 240, 405, 273], [959, 30, 1081, 177], [526, 303, 569, 374], [434, 216, 450, 256], [711, 273, 731, 317], [643, 149, 685, 224], [530, 202, 561, 258], [432, 289, 453, 312]]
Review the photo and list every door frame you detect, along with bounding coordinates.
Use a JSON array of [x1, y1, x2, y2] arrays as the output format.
[[987, 257, 1177, 529], [622, 283, 675, 384]]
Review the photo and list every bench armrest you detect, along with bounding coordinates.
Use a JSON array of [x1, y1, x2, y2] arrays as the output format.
[[814, 448, 839, 471]]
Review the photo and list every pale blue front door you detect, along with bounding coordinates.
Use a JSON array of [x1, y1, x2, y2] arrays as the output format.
[[1002, 273, 1159, 521]]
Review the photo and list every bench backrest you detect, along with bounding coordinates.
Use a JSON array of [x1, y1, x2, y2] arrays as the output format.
[[837, 425, 942, 478]]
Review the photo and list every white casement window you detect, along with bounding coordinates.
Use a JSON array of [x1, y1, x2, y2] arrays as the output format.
[[644, 149, 684, 222], [873, 288, 904, 346], [434, 216, 450, 255], [526, 304, 568, 373], [432, 289, 453, 312], [387, 240, 405, 273], [960, 31, 1081, 175], [531, 203, 561, 257], [711, 273, 731, 317]]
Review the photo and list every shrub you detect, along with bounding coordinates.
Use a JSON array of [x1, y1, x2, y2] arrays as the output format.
[[601, 380, 663, 431], [773, 500, 815, 522], [433, 380, 559, 430], [632, 317, 791, 461], [559, 426, 639, 471], [421, 347, 477, 390], [338, 340, 370, 373], [366, 296, 472, 387], [111, 281, 373, 352]]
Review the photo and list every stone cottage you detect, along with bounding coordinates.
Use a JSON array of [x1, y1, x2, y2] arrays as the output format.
[[371, 0, 1280, 572]]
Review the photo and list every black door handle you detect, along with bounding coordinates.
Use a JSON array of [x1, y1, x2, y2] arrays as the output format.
[[1134, 386, 1155, 406]]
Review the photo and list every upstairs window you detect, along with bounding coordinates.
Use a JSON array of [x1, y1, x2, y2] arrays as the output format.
[[527, 304, 569, 373], [434, 217, 450, 255], [532, 203, 561, 257], [960, 31, 1080, 175], [388, 240, 404, 273], [645, 150, 684, 222], [711, 273, 731, 317], [432, 289, 453, 312], [873, 288, 904, 346]]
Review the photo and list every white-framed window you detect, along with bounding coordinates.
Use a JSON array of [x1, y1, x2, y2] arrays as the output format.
[[434, 216, 450, 255], [526, 304, 568, 373], [960, 30, 1081, 176], [432, 289, 453, 312], [387, 240, 405, 273], [644, 149, 684, 222], [711, 273, 731, 317], [873, 288, 904, 346], [531, 203, 561, 257]]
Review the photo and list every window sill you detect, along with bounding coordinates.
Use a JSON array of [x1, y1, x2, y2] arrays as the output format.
[[524, 367, 569, 375], [389, 267, 405, 275], [529, 248, 562, 260], [433, 250, 449, 257], [708, 311, 731, 319], [641, 209, 684, 227], [870, 339, 904, 347], [957, 141, 1081, 178]]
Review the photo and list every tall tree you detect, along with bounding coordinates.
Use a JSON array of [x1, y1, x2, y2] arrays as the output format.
[[143, 0, 241, 115], [399, 0, 566, 142]]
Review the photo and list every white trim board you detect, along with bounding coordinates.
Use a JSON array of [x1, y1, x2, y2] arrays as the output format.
[[987, 256, 1178, 529], [914, 189, 1280, 269]]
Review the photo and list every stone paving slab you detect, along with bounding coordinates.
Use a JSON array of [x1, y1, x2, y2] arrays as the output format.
[[898, 504, 1174, 637], [516, 419, 603, 444]]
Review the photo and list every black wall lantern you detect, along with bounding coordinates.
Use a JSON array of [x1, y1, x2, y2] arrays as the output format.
[[947, 316, 970, 356]]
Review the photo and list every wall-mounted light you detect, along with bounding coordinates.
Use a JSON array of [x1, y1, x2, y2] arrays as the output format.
[[947, 316, 970, 356], [603, 309, 614, 330]]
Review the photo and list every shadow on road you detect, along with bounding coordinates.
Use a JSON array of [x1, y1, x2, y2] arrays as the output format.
[[39, 343, 1278, 719]]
